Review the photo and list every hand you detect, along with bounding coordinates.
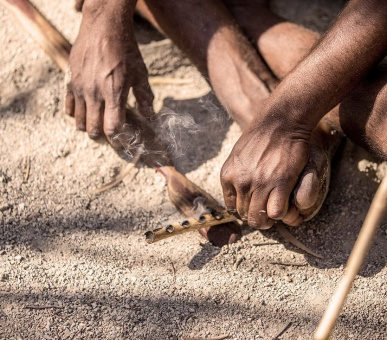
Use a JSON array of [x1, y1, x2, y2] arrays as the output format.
[[66, 0, 154, 145], [220, 113, 310, 229]]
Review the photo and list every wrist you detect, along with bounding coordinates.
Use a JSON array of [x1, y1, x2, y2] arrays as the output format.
[[83, 0, 136, 18], [249, 97, 314, 141], [261, 77, 323, 132]]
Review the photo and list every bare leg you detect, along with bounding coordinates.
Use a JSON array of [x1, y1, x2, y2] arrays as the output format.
[[137, 0, 342, 226], [137, 0, 278, 129]]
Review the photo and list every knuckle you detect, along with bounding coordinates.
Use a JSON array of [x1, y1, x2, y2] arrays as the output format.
[[235, 176, 251, 192], [84, 85, 99, 100], [273, 174, 292, 189], [74, 84, 84, 98], [220, 166, 233, 185]]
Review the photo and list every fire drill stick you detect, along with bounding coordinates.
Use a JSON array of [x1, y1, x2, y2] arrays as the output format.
[[1, 0, 241, 246], [314, 176, 387, 340]]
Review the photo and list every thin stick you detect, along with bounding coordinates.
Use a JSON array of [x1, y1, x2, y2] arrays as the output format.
[[169, 259, 176, 282], [148, 76, 192, 86], [314, 176, 387, 340], [145, 210, 238, 243], [25, 305, 64, 310], [0, 0, 71, 73], [23, 156, 30, 182], [89, 156, 139, 195], [183, 335, 229, 340], [268, 261, 307, 267], [273, 322, 292, 340], [252, 242, 281, 247], [277, 223, 324, 259]]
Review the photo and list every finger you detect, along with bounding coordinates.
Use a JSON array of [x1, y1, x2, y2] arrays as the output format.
[[103, 100, 126, 147], [294, 168, 320, 211], [282, 204, 304, 226], [223, 184, 237, 215], [65, 90, 75, 117], [236, 190, 251, 222], [133, 82, 155, 119], [247, 190, 275, 229], [64, 68, 75, 117], [267, 186, 290, 220], [74, 96, 86, 131], [85, 98, 105, 140], [220, 167, 237, 214]]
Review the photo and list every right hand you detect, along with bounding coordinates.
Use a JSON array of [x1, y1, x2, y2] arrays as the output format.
[[66, 0, 154, 145], [220, 110, 311, 229]]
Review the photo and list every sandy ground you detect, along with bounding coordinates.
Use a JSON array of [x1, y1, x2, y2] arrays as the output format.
[[1, 1, 386, 339]]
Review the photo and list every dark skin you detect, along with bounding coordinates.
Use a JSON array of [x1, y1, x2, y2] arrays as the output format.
[[68, 0, 387, 231], [66, 0, 154, 146], [220, 0, 387, 228], [139, 0, 336, 227]]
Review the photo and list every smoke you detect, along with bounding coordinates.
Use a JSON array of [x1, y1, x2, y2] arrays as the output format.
[[191, 196, 212, 221], [152, 107, 202, 159], [113, 125, 145, 159], [113, 96, 231, 168], [151, 97, 230, 160]]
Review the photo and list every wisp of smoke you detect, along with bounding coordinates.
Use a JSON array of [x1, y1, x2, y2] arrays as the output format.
[[192, 196, 212, 220], [152, 107, 203, 159], [112, 123, 165, 162], [113, 97, 231, 166]]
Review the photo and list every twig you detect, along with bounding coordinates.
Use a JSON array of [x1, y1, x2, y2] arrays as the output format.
[[314, 176, 387, 340], [148, 76, 192, 86], [23, 157, 30, 182], [233, 257, 244, 271], [183, 335, 229, 340], [252, 242, 281, 247], [25, 305, 64, 310], [268, 261, 307, 267], [89, 161, 138, 195], [0, 0, 71, 73], [276, 223, 324, 259], [169, 259, 176, 282], [273, 322, 292, 339]]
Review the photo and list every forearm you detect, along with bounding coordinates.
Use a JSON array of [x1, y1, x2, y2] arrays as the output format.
[[261, 0, 387, 131]]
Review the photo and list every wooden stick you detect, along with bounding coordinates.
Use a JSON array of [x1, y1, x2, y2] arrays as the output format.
[[148, 76, 192, 86], [25, 304, 64, 310], [23, 156, 30, 182], [0, 0, 71, 73], [145, 210, 238, 243], [314, 176, 387, 340], [277, 223, 324, 259]]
